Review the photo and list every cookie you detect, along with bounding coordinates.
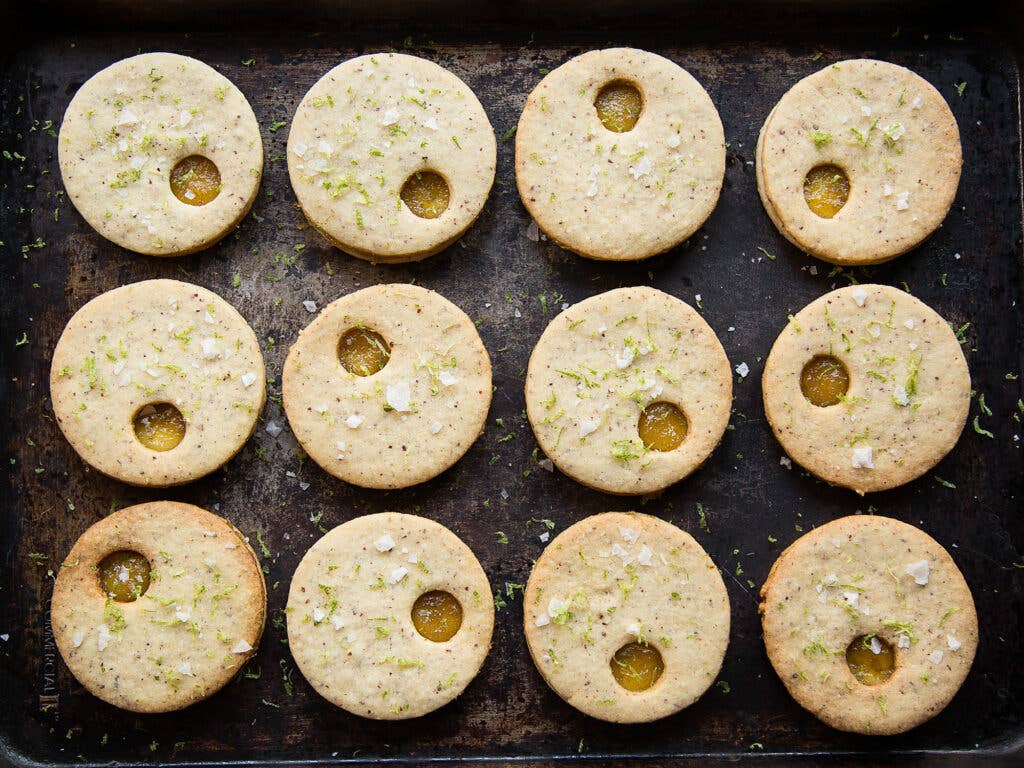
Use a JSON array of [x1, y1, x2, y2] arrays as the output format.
[[59, 52, 263, 256], [525, 287, 731, 495], [282, 284, 491, 489], [286, 512, 494, 719], [760, 515, 978, 735], [50, 279, 266, 486], [51, 501, 266, 713], [757, 59, 961, 265], [523, 512, 729, 723], [287, 53, 496, 263], [514, 48, 725, 261], [762, 284, 970, 494]]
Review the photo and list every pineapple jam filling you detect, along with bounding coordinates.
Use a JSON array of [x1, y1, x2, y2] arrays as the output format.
[[411, 590, 463, 642], [803, 164, 850, 218], [400, 170, 451, 219], [638, 401, 688, 451], [611, 641, 665, 692], [169, 155, 221, 206], [846, 634, 896, 686], [338, 327, 391, 377], [133, 402, 186, 451], [595, 81, 643, 133], [97, 550, 151, 602], [800, 355, 850, 407]]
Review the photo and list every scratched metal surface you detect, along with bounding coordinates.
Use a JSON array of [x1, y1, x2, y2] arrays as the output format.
[[0, 8, 1022, 768]]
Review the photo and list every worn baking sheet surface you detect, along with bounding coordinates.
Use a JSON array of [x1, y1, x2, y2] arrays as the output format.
[[0, 17, 1022, 767]]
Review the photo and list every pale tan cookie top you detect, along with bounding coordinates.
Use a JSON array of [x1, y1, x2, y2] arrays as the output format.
[[287, 53, 496, 262], [758, 59, 961, 265], [525, 287, 732, 495], [51, 502, 266, 713], [762, 284, 970, 494], [59, 52, 263, 256], [523, 512, 729, 723], [282, 284, 491, 489], [50, 279, 266, 487], [286, 512, 494, 719], [515, 48, 725, 261], [760, 515, 978, 735]]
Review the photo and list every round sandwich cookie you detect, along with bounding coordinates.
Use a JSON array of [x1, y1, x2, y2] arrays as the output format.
[[287, 512, 494, 719], [760, 515, 978, 735], [525, 287, 731, 495], [287, 53, 496, 263], [757, 59, 961, 265], [762, 284, 970, 494], [51, 501, 266, 713], [59, 52, 263, 256], [523, 512, 729, 723], [50, 279, 266, 487], [282, 284, 491, 489], [514, 48, 725, 261]]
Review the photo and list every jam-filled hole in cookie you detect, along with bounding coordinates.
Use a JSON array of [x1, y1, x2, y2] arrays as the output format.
[[846, 634, 896, 686], [611, 641, 664, 692], [803, 164, 850, 219], [400, 170, 451, 219], [170, 155, 222, 206], [338, 327, 391, 377], [133, 402, 186, 452], [800, 355, 850, 407], [97, 550, 152, 602], [411, 590, 463, 642], [638, 402, 688, 452], [594, 80, 644, 133]]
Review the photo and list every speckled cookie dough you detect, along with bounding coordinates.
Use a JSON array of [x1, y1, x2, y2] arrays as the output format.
[[757, 59, 961, 265], [525, 287, 731, 495], [760, 515, 978, 735], [51, 501, 266, 713], [282, 284, 491, 489], [59, 52, 263, 256], [762, 284, 970, 494], [514, 48, 725, 261], [523, 512, 729, 723], [49, 279, 266, 487], [287, 512, 494, 719], [287, 52, 496, 263]]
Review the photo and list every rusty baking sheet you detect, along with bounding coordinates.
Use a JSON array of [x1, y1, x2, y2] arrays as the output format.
[[1, 3, 1022, 766]]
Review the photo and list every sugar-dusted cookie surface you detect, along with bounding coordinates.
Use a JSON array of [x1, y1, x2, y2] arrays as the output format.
[[762, 284, 970, 494], [282, 284, 491, 489], [515, 48, 725, 261], [59, 52, 263, 256], [523, 512, 729, 723], [525, 287, 731, 495], [757, 59, 961, 265], [50, 279, 266, 487], [287, 512, 494, 719], [51, 501, 266, 713], [287, 53, 496, 263], [760, 515, 978, 735]]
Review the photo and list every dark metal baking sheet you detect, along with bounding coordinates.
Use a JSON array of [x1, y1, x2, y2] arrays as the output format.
[[1, 3, 1022, 766]]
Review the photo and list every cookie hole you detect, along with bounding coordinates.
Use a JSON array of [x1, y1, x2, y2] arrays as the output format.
[[97, 550, 151, 602], [170, 155, 221, 206], [611, 641, 664, 692], [846, 634, 895, 686], [595, 80, 643, 133], [411, 590, 463, 642], [800, 355, 850, 407], [638, 401, 688, 452], [338, 327, 391, 377], [400, 170, 450, 219], [803, 164, 850, 218], [133, 402, 186, 452]]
